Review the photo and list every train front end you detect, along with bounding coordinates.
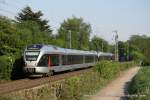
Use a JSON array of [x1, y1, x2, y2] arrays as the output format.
[[23, 44, 49, 76]]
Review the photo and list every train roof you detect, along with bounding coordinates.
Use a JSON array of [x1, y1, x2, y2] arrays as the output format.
[[26, 44, 97, 55], [98, 52, 114, 56]]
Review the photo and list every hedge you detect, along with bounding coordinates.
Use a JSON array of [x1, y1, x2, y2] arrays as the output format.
[[0, 55, 12, 80]]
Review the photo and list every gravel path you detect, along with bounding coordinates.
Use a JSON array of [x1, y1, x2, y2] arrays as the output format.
[[87, 67, 140, 100]]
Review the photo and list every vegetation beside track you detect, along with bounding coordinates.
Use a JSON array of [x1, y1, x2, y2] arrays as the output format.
[[0, 61, 136, 100], [128, 66, 150, 100]]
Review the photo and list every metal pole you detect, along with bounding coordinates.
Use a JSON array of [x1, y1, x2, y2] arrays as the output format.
[[114, 30, 118, 61], [127, 41, 129, 61], [101, 41, 103, 52], [69, 30, 71, 48], [116, 35, 118, 61]]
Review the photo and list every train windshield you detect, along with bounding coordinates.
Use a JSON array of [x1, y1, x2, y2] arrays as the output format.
[[25, 51, 40, 61]]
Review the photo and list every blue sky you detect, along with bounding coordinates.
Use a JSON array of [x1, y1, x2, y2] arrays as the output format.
[[0, 0, 150, 43]]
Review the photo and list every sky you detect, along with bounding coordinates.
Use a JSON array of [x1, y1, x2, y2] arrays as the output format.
[[0, 0, 150, 43]]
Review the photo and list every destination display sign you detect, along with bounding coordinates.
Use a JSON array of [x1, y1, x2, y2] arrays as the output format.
[[27, 45, 43, 50], [25, 52, 39, 56]]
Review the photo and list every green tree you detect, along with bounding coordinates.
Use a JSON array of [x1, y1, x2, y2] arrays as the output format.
[[131, 51, 144, 61], [16, 6, 52, 34], [0, 16, 19, 55], [57, 16, 91, 50], [129, 35, 150, 65], [90, 35, 109, 53]]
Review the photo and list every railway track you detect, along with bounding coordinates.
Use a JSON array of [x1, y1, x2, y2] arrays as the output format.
[[0, 68, 92, 95]]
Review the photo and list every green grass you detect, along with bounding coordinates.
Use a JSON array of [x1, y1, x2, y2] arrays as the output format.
[[128, 66, 150, 100]]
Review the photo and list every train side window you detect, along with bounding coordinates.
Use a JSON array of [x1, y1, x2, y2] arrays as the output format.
[[85, 55, 95, 63], [62, 55, 84, 65], [38, 54, 48, 66], [71, 55, 83, 64], [62, 55, 67, 65], [68, 55, 73, 64], [50, 54, 59, 66]]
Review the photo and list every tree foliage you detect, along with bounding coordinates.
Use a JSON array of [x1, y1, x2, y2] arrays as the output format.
[[0, 16, 53, 80], [129, 35, 150, 65], [0, 16, 18, 55], [16, 6, 52, 34], [0, 16, 52, 56], [57, 16, 91, 50], [90, 35, 109, 52], [118, 35, 150, 64]]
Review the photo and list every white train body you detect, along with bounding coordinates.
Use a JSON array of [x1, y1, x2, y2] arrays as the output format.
[[23, 44, 97, 75]]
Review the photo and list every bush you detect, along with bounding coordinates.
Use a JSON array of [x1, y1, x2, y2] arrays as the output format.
[[0, 55, 12, 80], [142, 57, 150, 66], [0, 54, 25, 81], [94, 61, 135, 79], [57, 77, 81, 100], [95, 61, 118, 79], [128, 67, 150, 100]]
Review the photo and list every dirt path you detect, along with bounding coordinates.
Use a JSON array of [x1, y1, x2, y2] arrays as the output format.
[[87, 67, 140, 100]]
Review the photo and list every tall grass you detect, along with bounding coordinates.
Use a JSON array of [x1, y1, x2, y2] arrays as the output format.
[[128, 66, 150, 100]]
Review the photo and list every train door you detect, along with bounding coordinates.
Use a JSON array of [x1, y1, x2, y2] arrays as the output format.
[[38, 54, 60, 66], [49, 54, 59, 66], [38, 54, 61, 72]]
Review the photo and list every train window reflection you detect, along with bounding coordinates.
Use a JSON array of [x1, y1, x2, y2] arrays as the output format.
[[38, 55, 48, 66]]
